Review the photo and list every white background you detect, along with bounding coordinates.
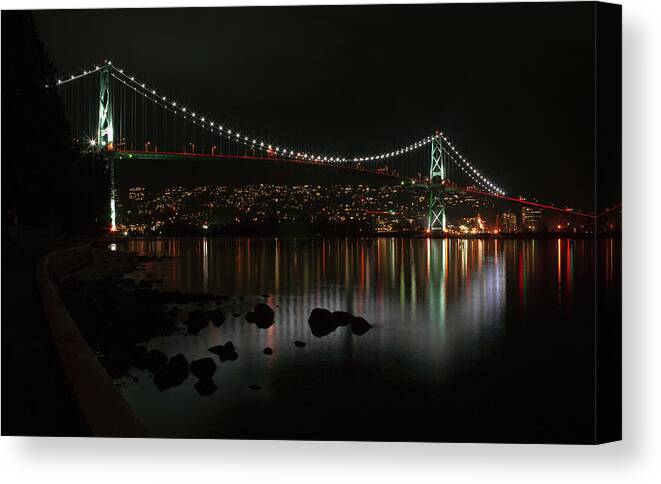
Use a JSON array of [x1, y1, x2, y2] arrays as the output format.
[[1, 0, 659, 482]]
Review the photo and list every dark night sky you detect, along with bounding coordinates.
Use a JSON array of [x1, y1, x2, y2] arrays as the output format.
[[33, 3, 601, 209]]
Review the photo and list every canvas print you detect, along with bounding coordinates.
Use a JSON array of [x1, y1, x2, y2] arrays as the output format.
[[1, 2, 621, 443]]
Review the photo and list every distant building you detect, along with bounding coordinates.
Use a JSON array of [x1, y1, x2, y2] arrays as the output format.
[[128, 186, 145, 202], [500, 212, 518, 233], [457, 214, 487, 234], [521, 206, 543, 232]]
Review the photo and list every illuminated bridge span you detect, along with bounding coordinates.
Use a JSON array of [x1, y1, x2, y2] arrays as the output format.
[[52, 59, 594, 231]]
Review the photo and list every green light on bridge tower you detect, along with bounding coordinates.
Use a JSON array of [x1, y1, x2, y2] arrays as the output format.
[[97, 65, 114, 149], [97, 65, 116, 231], [428, 133, 446, 232]]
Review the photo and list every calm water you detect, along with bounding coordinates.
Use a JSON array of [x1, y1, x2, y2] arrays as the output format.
[[118, 237, 620, 442]]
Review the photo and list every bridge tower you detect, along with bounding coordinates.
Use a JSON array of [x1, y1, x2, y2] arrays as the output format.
[[97, 65, 114, 148], [97, 65, 116, 231], [428, 132, 446, 232]]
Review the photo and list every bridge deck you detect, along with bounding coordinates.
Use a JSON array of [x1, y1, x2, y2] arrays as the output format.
[[108, 149, 404, 181]]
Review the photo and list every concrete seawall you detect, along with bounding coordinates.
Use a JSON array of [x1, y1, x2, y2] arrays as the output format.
[[36, 245, 146, 437]]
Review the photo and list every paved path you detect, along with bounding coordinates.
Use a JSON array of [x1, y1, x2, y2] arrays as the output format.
[[1, 227, 85, 436]]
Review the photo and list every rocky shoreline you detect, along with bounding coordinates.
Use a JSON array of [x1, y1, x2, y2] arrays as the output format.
[[58, 247, 372, 396]]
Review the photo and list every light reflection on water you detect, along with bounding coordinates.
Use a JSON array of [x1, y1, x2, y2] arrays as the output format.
[[127, 238, 509, 339], [115, 237, 614, 441]]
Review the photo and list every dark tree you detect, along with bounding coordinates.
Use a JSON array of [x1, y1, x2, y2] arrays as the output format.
[[1, 11, 97, 232]]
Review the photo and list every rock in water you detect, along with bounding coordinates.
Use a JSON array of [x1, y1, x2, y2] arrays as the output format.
[[186, 309, 209, 334], [307, 308, 370, 335], [245, 303, 275, 329], [254, 303, 275, 321], [152, 353, 189, 391], [308, 308, 340, 337], [294, 340, 306, 348], [169, 353, 189, 373], [309, 307, 333, 324], [262, 347, 273, 355], [146, 348, 168, 370], [332, 311, 355, 326], [195, 378, 217, 396], [207, 308, 226, 327], [208, 342, 238, 362], [351, 317, 372, 336], [153, 368, 187, 391], [190, 357, 217, 379]]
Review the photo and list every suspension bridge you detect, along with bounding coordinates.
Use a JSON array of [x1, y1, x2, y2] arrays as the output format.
[[51, 59, 595, 233]]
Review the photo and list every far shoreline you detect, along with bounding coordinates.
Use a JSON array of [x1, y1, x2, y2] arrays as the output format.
[[110, 232, 620, 242]]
